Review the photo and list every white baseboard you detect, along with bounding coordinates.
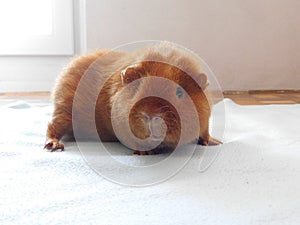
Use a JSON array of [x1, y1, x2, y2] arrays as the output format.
[[0, 81, 54, 92], [0, 56, 71, 92]]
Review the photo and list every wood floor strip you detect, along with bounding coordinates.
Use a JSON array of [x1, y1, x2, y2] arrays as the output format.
[[1, 90, 300, 105]]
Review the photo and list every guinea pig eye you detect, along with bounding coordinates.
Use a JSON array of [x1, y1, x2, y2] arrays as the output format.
[[125, 77, 133, 83], [176, 87, 184, 99]]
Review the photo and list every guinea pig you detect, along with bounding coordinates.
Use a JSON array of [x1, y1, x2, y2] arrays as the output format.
[[44, 42, 222, 154]]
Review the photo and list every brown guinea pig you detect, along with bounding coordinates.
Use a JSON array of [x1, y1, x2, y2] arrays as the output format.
[[44, 42, 221, 154]]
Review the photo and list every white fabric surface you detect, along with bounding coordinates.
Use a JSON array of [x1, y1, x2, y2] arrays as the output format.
[[0, 99, 299, 225]]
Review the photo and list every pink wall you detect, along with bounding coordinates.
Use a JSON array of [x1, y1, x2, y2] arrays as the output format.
[[86, 0, 300, 91]]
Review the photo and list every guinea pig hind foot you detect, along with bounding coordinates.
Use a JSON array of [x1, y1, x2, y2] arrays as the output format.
[[197, 136, 222, 146], [44, 138, 65, 152]]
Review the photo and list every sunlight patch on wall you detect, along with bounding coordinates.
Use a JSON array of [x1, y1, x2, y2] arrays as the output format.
[[0, 0, 74, 55], [0, 0, 53, 38]]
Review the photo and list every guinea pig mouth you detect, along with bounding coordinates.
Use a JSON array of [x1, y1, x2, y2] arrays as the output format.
[[149, 133, 164, 141], [147, 116, 167, 141], [148, 129, 166, 140]]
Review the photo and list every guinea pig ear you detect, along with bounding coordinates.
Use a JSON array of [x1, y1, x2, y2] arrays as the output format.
[[120, 64, 142, 85], [195, 73, 209, 90]]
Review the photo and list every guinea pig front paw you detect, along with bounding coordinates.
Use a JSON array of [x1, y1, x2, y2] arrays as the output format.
[[197, 136, 222, 146], [44, 139, 65, 152]]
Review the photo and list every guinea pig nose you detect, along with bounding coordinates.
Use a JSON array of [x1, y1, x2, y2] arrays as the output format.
[[151, 116, 162, 123], [149, 116, 167, 138], [141, 112, 150, 122]]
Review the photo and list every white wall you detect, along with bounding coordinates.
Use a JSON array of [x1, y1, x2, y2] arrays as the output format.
[[0, 0, 299, 92], [86, 0, 300, 91]]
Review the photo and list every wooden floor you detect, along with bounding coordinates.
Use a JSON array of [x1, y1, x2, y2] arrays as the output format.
[[223, 90, 300, 105], [0, 90, 300, 105]]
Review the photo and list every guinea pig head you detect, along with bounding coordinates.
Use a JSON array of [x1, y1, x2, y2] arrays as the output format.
[[117, 61, 207, 150], [129, 97, 180, 149]]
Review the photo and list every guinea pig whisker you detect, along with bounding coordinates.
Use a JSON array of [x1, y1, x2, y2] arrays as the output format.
[[158, 105, 172, 113], [158, 105, 170, 110], [163, 111, 178, 119], [168, 121, 180, 128]]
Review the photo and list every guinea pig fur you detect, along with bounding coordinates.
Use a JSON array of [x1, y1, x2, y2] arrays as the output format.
[[44, 42, 222, 154]]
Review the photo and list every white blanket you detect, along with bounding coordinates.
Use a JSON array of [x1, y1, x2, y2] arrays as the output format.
[[0, 99, 299, 225]]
